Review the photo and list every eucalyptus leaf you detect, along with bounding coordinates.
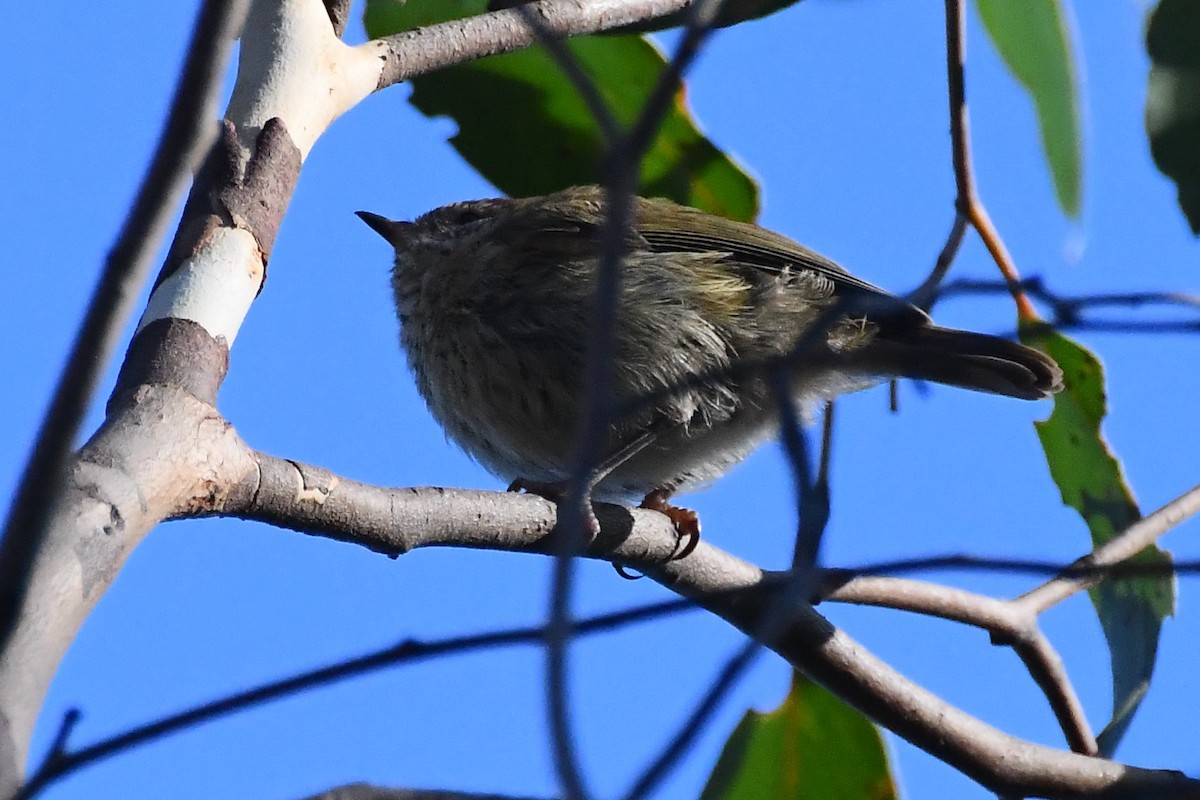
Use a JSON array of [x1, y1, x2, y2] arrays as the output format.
[[364, 0, 758, 221], [975, 0, 1084, 218], [701, 672, 898, 800], [1022, 327, 1174, 756]]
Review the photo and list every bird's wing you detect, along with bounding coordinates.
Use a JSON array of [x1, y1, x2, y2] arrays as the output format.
[[633, 205, 929, 326]]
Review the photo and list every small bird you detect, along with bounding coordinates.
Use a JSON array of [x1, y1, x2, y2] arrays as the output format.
[[358, 186, 1061, 538]]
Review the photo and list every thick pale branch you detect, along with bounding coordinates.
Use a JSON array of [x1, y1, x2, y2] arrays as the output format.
[[0, 391, 256, 783], [227, 0, 385, 158], [0, 4, 248, 779], [241, 453, 687, 563]]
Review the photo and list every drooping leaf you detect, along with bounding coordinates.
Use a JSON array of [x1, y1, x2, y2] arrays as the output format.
[[975, 0, 1084, 218], [364, 0, 758, 221], [701, 672, 898, 800], [1022, 327, 1175, 756], [1145, 0, 1200, 234]]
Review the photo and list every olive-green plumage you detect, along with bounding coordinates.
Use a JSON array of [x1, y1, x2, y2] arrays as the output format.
[[358, 186, 1061, 503]]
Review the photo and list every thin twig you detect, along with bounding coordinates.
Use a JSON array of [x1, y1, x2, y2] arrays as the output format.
[[1017, 482, 1200, 615], [771, 379, 829, 575], [1015, 628, 1097, 754], [536, 3, 731, 796], [820, 574, 1028, 629], [817, 484, 1200, 750], [830, 553, 1198, 582], [969, 203, 1037, 320], [620, 640, 761, 800], [919, 0, 1036, 319], [0, 0, 247, 668], [16, 598, 698, 800], [910, 211, 968, 310], [543, 177, 638, 800], [546, 555, 587, 800], [938, 277, 1200, 329], [908, 0, 976, 309], [821, 574, 1096, 753], [622, 0, 724, 160]]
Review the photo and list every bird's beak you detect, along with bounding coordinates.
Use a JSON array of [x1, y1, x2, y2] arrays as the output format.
[[355, 211, 414, 247]]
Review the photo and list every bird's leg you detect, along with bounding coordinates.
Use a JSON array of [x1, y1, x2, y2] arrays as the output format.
[[507, 426, 663, 539], [509, 423, 705, 575], [590, 425, 661, 489], [597, 422, 702, 560]]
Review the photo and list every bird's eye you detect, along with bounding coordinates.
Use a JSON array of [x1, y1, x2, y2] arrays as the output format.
[[451, 207, 487, 225]]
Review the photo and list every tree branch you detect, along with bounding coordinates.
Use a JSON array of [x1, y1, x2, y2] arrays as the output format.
[[1017, 481, 1200, 615], [301, 786, 550, 800], [821, 574, 1096, 754], [17, 597, 694, 799], [374, 0, 694, 89], [621, 640, 760, 800], [227, 455, 1200, 799], [909, 0, 1038, 319], [0, 0, 248, 718]]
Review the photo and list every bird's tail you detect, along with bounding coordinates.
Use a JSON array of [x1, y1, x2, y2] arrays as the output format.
[[851, 325, 1063, 400]]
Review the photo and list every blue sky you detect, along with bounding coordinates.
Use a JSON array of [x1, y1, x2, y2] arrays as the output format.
[[2, 1, 1198, 798]]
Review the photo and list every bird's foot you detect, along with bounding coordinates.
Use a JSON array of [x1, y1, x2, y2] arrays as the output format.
[[639, 488, 701, 560], [508, 477, 601, 541]]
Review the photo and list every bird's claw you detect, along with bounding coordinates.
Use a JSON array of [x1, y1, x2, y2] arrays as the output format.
[[640, 489, 701, 560]]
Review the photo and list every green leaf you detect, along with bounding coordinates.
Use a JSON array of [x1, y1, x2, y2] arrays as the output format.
[[975, 0, 1084, 218], [1146, 0, 1200, 234], [1022, 327, 1175, 756], [363, 0, 759, 222], [701, 672, 898, 800]]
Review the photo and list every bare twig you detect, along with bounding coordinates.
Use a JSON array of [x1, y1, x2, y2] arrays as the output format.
[[523, 3, 731, 796], [821, 574, 1096, 753], [816, 481, 1200, 752], [622, 0, 723, 160], [1017, 628, 1097, 755], [303, 787, 550, 800], [375, 0, 695, 89], [910, 0, 1038, 319], [15, 598, 698, 800], [621, 640, 761, 800], [1017, 482, 1200, 615], [829, 554, 1194, 582], [794, 402, 834, 572], [938, 277, 1200, 330], [910, 212, 969, 310], [0, 0, 247, 671]]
